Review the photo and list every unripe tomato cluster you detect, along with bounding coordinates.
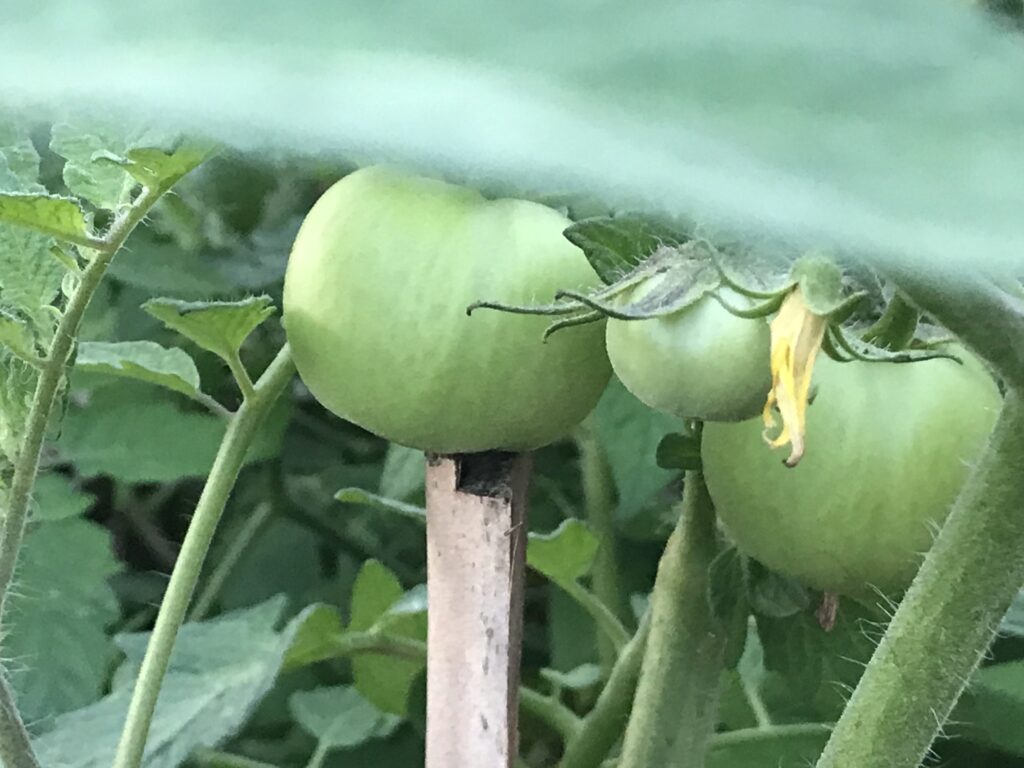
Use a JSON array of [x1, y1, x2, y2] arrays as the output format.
[[284, 167, 1002, 597]]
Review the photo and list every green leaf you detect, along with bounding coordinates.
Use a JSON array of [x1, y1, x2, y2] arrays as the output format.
[[50, 123, 134, 211], [0, 308, 39, 362], [594, 377, 679, 531], [656, 432, 703, 471], [96, 142, 216, 193], [955, 660, 1024, 756], [526, 518, 599, 586], [747, 561, 810, 619], [75, 340, 204, 400], [0, 193, 93, 245], [379, 443, 425, 500], [143, 295, 276, 363], [335, 487, 426, 525], [7, 518, 120, 724], [30, 472, 95, 521], [0, 351, 36, 462], [999, 588, 1024, 637], [348, 560, 426, 715], [539, 663, 602, 691], [0, 118, 42, 189], [708, 548, 751, 670], [289, 686, 395, 750], [756, 601, 876, 721], [564, 215, 686, 285], [283, 604, 346, 671], [34, 597, 303, 768], [0, 223, 63, 324]]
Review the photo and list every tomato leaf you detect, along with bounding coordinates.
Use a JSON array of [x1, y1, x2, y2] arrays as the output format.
[[94, 142, 216, 194], [30, 472, 96, 522], [379, 443, 426, 500], [289, 686, 399, 751], [539, 663, 603, 691], [0, 193, 94, 245], [564, 214, 687, 285], [348, 560, 426, 716], [34, 597, 306, 768], [0, 307, 39, 363], [143, 295, 276, 364], [75, 340, 204, 400], [527, 518, 599, 586], [282, 604, 347, 671], [707, 723, 830, 767], [6, 518, 120, 725], [0, 223, 63, 326], [335, 487, 427, 525], [747, 560, 810, 619], [954, 659, 1024, 757], [0, 118, 42, 189]]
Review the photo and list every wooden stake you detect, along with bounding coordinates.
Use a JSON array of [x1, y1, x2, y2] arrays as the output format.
[[425, 452, 531, 768]]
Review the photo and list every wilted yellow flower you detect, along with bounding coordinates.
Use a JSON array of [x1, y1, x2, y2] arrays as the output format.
[[763, 287, 828, 467]]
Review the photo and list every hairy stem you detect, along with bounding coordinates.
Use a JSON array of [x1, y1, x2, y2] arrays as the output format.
[[576, 424, 629, 670], [112, 345, 296, 768], [816, 388, 1024, 768], [0, 675, 40, 768], [559, 611, 651, 768], [0, 185, 164, 768], [617, 471, 723, 768]]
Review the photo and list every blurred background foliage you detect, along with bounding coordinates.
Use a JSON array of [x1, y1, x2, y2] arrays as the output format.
[[2, 122, 1024, 767]]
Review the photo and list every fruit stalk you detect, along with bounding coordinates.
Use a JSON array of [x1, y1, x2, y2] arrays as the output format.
[[617, 470, 724, 768], [815, 387, 1024, 768]]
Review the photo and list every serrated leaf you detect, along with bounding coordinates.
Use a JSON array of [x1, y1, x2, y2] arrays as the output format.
[[656, 432, 703, 471], [335, 487, 426, 525], [526, 518, 599, 586], [0, 119, 42, 189], [564, 215, 687, 285], [349, 561, 426, 716], [75, 340, 203, 400], [50, 123, 133, 211], [0, 193, 93, 245], [0, 223, 63, 325], [31, 472, 95, 521], [33, 597, 304, 768], [7, 518, 120, 724], [289, 686, 395, 750], [0, 308, 39, 362], [0, 351, 36, 462], [143, 295, 275, 363], [98, 143, 216, 193]]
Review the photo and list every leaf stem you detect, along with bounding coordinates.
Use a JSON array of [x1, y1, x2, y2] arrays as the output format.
[[0, 185, 165, 768], [227, 351, 256, 400], [711, 722, 832, 750], [112, 344, 296, 768], [617, 470, 724, 768], [559, 611, 651, 768], [815, 388, 1024, 768]]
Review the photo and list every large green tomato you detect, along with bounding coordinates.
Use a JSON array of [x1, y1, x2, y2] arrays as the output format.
[[283, 166, 611, 454], [606, 282, 770, 421], [702, 351, 1001, 596]]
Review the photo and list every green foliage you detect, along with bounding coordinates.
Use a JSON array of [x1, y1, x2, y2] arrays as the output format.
[[563, 215, 686, 284], [289, 686, 398, 750], [348, 561, 426, 716], [0, 193, 93, 245], [6, 517, 120, 724], [143, 296, 275, 364], [75, 341, 205, 401], [527, 518, 599, 587]]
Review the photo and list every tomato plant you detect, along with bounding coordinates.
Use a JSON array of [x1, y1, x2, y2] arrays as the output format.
[[283, 166, 611, 454], [606, 283, 771, 422], [703, 350, 1002, 597]]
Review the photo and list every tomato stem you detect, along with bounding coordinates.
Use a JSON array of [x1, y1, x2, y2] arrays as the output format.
[[0, 183, 166, 768], [617, 469, 725, 768], [111, 345, 296, 768], [815, 387, 1024, 768]]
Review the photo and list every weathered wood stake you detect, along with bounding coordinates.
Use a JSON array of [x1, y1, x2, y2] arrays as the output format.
[[425, 451, 531, 768]]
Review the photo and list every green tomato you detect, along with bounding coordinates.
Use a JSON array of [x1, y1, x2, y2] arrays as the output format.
[[702, 350, 1001, 597], [283, 166, 611, 454], [605, 283, 771, 421]]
